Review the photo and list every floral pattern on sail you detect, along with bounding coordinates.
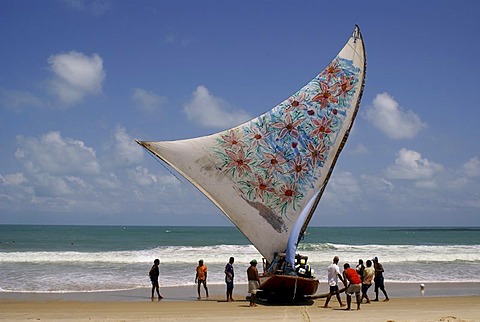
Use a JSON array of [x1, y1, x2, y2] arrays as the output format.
[[210, 57, 360, 232]]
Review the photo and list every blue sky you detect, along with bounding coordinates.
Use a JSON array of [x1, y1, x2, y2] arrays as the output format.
[[1, 0, 479, 226]]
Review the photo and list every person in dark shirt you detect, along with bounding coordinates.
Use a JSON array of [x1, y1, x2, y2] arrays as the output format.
[[372, 256, 389, 302], [149, 258, 163, 301]]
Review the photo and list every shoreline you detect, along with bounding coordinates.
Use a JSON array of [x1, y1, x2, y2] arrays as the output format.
[[0, 285, 480, 322], [1, 282, 480, 302], [1, 283, 479, 321]]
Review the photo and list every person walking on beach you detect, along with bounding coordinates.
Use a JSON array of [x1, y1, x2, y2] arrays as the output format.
[[361, 259, 375, 303], [323, 256, 346, 308], [343, 263, 362, 310], [372, 256, 389, 302], [225, 257, 235, 302], [356, 259, 365, 282], [149, 258, 163, 301], [195, 259, 209, 300], [247, 259, 260, 307]]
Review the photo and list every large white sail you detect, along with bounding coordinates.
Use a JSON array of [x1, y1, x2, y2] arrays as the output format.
[[137, 26, 366, 263]]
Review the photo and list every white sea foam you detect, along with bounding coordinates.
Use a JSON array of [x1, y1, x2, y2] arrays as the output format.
[[2, 243, 480, 292]]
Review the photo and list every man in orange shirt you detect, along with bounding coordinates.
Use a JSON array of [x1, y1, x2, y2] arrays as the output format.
[[195, 259, 209, 299], [343, 263, 362, 310]]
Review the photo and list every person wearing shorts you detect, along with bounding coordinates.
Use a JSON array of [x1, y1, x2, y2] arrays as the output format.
[[195, 259, 209, 299], [343, 263, 362, 310], [247, 259, 260, 307], [373, 257, 389, 302], [323, 256, 346, 308], [361, 259, 375, 303]]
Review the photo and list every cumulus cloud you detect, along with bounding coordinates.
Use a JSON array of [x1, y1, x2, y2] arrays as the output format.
[[350, 144, 368, 155], [15, 131, 100, 176], [184, 85, 251, 128], [61, 0, 112, 16], [325, 171, 361, 203], [0, 88, 45, 110], [47, 51, 105, 106], [132, 88, 167, 112], [462, 156, 480, 178], [385, 148, 443, 180], [365, 92, 426, 139], [112, 126, 144, 165], [0, 173, 27, 186]]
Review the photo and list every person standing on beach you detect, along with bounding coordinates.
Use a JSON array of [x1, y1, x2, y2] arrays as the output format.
[[361, 259, 375, 303], [372, 256, 389, 302], [225, 257, 235, 302], [247, 259, 260, 307], [323, 256, 346, 308], [343, 263, 362, 310], [356, 259, 365, 282], [195, 259, 209, 299], [149, 259, 163, 301]]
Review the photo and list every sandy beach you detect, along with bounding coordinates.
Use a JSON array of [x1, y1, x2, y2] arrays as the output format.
[[1, 283, 479, 321]]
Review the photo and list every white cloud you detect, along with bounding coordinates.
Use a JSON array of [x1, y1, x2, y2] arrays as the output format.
[[47, 51, 105, 106], [350, 143, 368, 155], [325, 171, 361, 203], [61, 0, 112, 16], [112, 126, 144, 165], [132, 88, 167, 112], [463, 156, 480, 178], [0, 88, 45, 110], [184, 85, 251, 128], [15, 132, 100, 176], [365, 92, 426, 139], [385, 148, 443, 180], [0, 173, 27, 186]]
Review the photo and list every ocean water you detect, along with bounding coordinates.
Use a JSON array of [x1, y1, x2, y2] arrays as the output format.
[[0, 225, 479, 293]]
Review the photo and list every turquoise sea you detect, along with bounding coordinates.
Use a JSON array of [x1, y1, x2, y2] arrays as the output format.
[[0, 225, 479, 293]]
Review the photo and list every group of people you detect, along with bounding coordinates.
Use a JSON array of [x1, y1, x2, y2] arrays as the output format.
[[148, 255, 389, 308], [323, 256, 389, 310], [148, 256, 260, 307]]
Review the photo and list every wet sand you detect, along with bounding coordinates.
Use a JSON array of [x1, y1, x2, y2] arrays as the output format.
[[1, 282, 479, 321]]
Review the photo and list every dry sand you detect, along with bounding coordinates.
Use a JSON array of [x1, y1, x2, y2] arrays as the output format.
[[1, 283, 479, 321]]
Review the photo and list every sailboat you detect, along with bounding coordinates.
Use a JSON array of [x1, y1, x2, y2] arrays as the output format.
[[136, 25, 366, 301]]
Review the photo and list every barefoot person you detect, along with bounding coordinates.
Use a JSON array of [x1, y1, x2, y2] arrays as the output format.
[[225, 257, 235, 302], [373, 256, 390, 302], [149, 259, 163, 301], [195, 259, 209, 300], [361, 259, 375, 303], [247, 259, 260, 307], [323, 256, 346, 308], [343, 263, 362, 310]]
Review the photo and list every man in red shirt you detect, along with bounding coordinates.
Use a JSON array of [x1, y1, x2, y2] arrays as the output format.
[[343, 263, 362, 310]]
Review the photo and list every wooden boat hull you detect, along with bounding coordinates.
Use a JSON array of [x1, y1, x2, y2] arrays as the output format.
[[258, 274, 319, 300]]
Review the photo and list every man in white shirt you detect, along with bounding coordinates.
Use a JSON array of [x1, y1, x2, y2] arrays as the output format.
[[323, 256, 346, 308]]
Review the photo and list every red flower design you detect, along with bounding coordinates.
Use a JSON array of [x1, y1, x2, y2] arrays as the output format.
[[260, 151, 287, 174], [311, 115, 333, 139], [247, 174, 275, 200], [278, 182, 298, 204], [271, 113, 304, 140], [221, 130, 246, 150], [337, 74, 354, 98], [323, 60, 342, 82], [285, 92, 308, 112], [288, 155, 309, 180], [311, 81, 338, 109], [225, 148, 252, 177], [307, 141, 327, 167]]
